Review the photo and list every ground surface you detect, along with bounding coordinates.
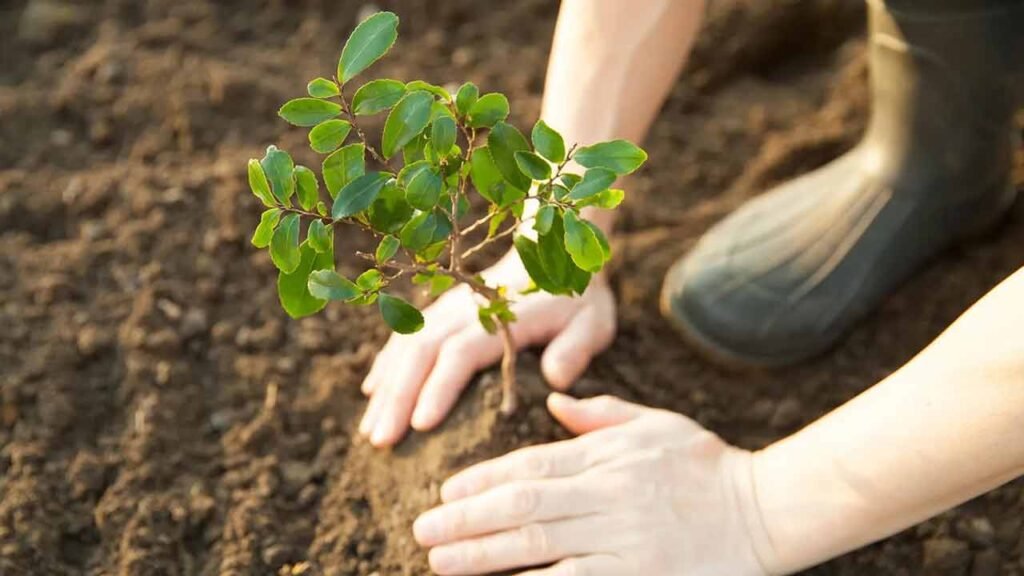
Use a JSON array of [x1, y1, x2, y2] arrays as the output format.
[[1, 0, 1022, 574]]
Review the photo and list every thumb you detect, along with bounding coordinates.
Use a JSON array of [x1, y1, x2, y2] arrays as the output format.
[[547, 393, 651, 435]]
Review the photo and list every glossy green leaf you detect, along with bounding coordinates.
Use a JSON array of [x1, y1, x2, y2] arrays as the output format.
[[531, 120, 566, 164], [466, 92, 509, 128], [587, 219, 611, 260], [534, 204, 556, 235], [375, 235, 400, 262], [430, 116, 457, 157], [322, 143, 365, 199], [428, 274, 455, 297], [332, 172, 390, 218], [538, 212, 574, 293], [294, 165, 320, 210], [514, 150, 552, 181], [470, 146, 506, 204], [351, 79, 407, 115], [399, 161, 444, 211], [307, 219, 332, 253], [378, 293, 424, 334], [399, 210, 451, 252], [278, 98, 342, 127], [562, 210, 605, 273], [337, 11, 399, 84], [381, 91, 434, 159], [247, 159, 276, 207], [270, 213, 301, 273], [261, 146, 295, 205], [514, 235, 558, 294], [575, 188, 625, 209], [403, 133, 428, 165], [308, 269, 361, 301], [356, 269, 384, 292], [455, 82, 479, 116], [466, 93, 509, 129], [406, 80, 451, 100], [251, 208, 281, 248], [568, 167, 616, 201], [278, 242, 333, 318], [487, 121, 532, 191], [368, 180, 414, 233], [574, 139, 648, 175], [308, 119, 351, 154], [307, 77, 340, 98], [560, 173, 582, 189]]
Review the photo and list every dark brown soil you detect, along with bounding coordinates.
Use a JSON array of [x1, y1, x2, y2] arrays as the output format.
[[1, 0, 1022, 575]]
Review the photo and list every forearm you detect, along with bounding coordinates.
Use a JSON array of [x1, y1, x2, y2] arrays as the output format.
[[541, 0, 704, 231], [750, 268, 1024, 574]]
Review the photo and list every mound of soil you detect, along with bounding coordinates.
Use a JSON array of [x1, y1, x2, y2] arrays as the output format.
[[1, 0, 1021, 575]]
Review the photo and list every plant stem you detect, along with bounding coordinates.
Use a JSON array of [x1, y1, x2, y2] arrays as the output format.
[[496, 318, 517, 415]]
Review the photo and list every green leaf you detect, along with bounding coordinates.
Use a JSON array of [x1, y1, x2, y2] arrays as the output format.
[[575, 188, 625, 209], [294, 165, 320, 210], [469, 146, 504, 204], [337, 11, 399, 84], [428, 274, 455, 297], [381, 91, 434, 159], [307, 219, 332, 253], [537, 212, 574, 293], [398, 161, 444, 211], [568, 167, 616, 201], [309, 119, 351, 154], [587, 219, 611, 260], [514, 150, 552, 181], [378, 293, 424, 334], [514, 235, 557, 293], [430, 116, 457, 157], [560, 173, 582, 189], [376, 235, 400, 262], [531, 120, 566, 164], [487, 122, 532, 191], [316, 201, 328, 216], [270, 213, 302, 273], [400, 210, 451, 252], [403, 133, 428, 165], [251, 208, 282, 248], [308, 269, 361, 301], [455, 82, 479, 117], [307, 77, 340, 98], [278, 242, 333, 318], [352, 79, 407, 115], [488, 209, 509, 238], [332, 172, 390, 218], [278, 98, 342, 127], [478, 306, 498, 334], [247, 159, 276, 207], [562, 211, 605, 272], [406, 80, 451, 100], [568, 265, 592, 295], [368, 180, 414, 233], [534, 204, 555, 235], [574, 140, 648, 175], [356, 269, 384, 291], [466, 93, 509, 129], [261, 146, 295, 205], [322, 143, 365, 199]]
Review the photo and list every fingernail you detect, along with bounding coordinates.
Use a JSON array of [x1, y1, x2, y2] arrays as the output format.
[[429, 546, 459, 573], [370, 423, 389, 446], [412, 512, 439, 545]]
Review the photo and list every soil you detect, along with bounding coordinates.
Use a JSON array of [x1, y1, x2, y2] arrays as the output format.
[[1, 0, 1022, 575]]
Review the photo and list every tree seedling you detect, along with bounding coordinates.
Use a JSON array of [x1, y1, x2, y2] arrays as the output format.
[[247, 11, 646, 414]]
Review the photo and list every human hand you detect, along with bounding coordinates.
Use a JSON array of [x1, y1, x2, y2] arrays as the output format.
[[412, 394, 774, 576], [358, 252, 617, 447]]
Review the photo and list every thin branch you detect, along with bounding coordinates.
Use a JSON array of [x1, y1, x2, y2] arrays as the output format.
[[461, 220, 518, 261], [335, 80, 393, 170]]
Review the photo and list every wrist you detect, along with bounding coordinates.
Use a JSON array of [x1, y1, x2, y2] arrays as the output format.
[[723, 448, 784, 576]]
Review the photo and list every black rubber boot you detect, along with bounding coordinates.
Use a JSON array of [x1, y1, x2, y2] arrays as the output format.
[[661, 0, 1023, 367]]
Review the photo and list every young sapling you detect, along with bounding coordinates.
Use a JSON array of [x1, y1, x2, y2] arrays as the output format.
[[247, 11, 647, 415]]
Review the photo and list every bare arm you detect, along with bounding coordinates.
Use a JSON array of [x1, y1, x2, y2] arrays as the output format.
[[752, 267, 1024, 573], [541, 0, 704, 231]]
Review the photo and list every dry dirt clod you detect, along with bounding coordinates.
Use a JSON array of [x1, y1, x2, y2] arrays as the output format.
[[923, 537, 972, 575]]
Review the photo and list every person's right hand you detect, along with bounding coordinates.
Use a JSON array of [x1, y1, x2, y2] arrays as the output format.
[[358, 251, 617, 447]]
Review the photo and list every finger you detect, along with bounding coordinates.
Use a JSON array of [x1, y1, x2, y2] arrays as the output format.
[[515, 555, 628, 576], [414, 478, 605, 547], [547, 393, 652, 435], [364, 345, 438, 445], [427, 515, 610, 576], [540, 305, 615, 391], [361, 338, 397, 395], [410, 326, 504, 431], [440, 431, 626, 502]]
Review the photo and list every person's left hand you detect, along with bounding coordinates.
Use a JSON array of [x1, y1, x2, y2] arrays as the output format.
[[412, 393, 773, 576]]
